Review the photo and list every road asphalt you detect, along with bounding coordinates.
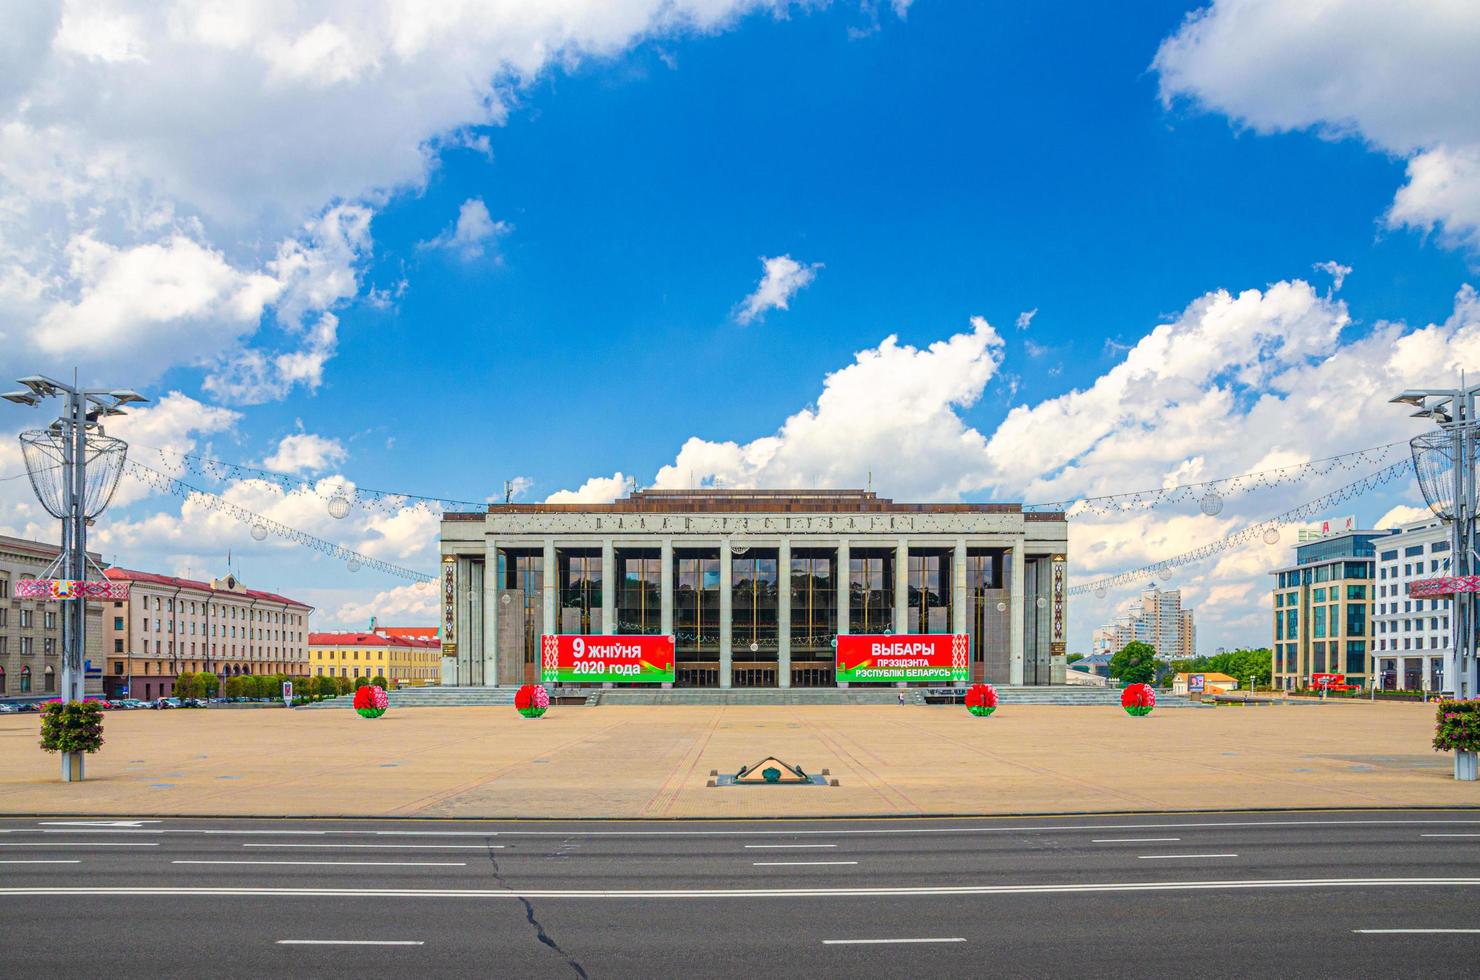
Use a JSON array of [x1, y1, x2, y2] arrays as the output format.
[[3, 809, 1480, 978]]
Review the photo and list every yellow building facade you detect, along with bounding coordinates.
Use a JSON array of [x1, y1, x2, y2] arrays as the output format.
[[307, 632, 441, 687]]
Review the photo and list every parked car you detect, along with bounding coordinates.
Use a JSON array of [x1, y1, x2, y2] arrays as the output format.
[[0, 703, 18, 713]]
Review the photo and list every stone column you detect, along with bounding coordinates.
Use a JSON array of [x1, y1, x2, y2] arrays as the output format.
[[660, 538, 674, 636], [483, 539, 499, 686], [778, 539, 792, 688], [1010, 546, 1026, 685], [660, 538, 674, 689], [894, 537, 909, 634], [600, 538, 615, 635], [456, 557, 473, 686], [835, 539, 849, 688], [952, 538, 968, 636], [542, 538, 557, 647], [719, 538, 733, 689]]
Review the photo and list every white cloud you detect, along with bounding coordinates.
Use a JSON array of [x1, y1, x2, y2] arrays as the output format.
[[645, 316, 1005, 498], [1016, 308, 1037, 330], [1376, 503, 1434, 529], [735, 254, 822, 324], [1312, 260, 1351, 291], [0, 1, 800, 392], [420, 198, 512, 260], [1154, 0, 1480, 249], [546, 472, 632, 504], [327, 581, 439, 630], [262, 431, 347, 473]]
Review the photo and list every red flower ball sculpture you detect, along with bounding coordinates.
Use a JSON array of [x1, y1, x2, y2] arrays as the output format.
[[515, 684, 550, 719], [1121, 683, 1156, 717], [353, 685, 388, 719], [965, 683, 998, 717]]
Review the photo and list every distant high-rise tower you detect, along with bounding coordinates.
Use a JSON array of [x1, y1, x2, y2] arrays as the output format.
[[1092, 586, 1196, 660]]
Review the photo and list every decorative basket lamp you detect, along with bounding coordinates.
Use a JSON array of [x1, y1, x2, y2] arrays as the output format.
[[515, 684, 549, 719], [353, 685, 389, 719], [965, 683, 998, 717], [1121, 683, 1156, 717]]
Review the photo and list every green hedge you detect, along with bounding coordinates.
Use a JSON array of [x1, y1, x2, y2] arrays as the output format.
[[1435, 700, 1480, 753], [39, 701, 105, 754]]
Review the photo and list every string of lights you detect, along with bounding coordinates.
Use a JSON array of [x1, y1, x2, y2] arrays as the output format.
[[1025, 441, 1407, 518], [123, 459, 436, 584], [1067, 460, 1411, 598], [133, 444, 489, 517]]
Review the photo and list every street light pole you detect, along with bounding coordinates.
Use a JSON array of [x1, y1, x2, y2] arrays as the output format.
[[4, 375, 146, 705], [1391, 380, 1480, 699]]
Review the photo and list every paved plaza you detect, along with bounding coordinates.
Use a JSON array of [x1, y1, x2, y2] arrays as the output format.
[[0, 702, 1472, 819]]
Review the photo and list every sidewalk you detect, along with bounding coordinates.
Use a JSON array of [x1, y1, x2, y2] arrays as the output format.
[[0, 702, 1472, 819]]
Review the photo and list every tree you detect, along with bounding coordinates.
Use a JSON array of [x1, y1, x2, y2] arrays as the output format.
[[223, 676, 248, 699], [371, 675, 388, 690], [198, 672, 219, 698], [174, 672, 199, 700], [1109, 641, 1157, 686], [353, 676, 369, 690], [336, 676, 353, 695], [1066, 653, 1085, 664]]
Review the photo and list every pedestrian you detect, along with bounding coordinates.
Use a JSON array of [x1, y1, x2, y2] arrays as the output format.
[[897, 690, 905, 706]]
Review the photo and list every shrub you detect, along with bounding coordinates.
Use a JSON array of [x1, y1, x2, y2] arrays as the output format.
[[39, 701, 105, 755], [353, 676, 369, 690], [336, 676, 353, 695], [371, 675, 388, 690], [1435, 700, 1480, 754]]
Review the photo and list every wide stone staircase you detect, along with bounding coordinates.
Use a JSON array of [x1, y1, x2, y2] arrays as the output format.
[[306, 684, 1210, 709], [305, 686, 517, 709]]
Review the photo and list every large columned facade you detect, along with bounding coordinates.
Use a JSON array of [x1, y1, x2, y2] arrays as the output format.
[[439, 490, 1068, 687]]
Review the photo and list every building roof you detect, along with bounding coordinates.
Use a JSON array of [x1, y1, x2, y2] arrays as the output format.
[[310, 631, 439, 649], [444, 488, 1063, 519], [103, 567, 313, 609], [375, 626, 438, 640], [0, 533, 103, 563], [1174, 672, 1238, 683]]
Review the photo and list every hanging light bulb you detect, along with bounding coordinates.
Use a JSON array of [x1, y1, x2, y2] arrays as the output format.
[[250, 525, 268, 541], [1094, 586, 1107, 599], [1263, 526, 1281, 546], [1200, 491, 1224, 516], [327, 495, 352, 519], [346, 558, 362, 573]]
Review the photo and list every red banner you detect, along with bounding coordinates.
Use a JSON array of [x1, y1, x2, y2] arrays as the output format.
[[14, 579, 130, 601], [540, 634, 675, 683], [1409, 576, 1480, 599], [836, 633, 968, 684]]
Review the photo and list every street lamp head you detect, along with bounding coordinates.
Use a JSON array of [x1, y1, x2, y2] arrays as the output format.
[[1390, 390, 1432, 407], [1, 390, 39, 406], [109, 389, 147, 405], [16, 376, 59, 397]]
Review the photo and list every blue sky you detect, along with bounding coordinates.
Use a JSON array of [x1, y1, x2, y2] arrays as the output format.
[[2, 1, 1478, 650]]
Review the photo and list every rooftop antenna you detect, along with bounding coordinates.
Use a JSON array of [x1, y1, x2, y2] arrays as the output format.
[[503, 480, 513, 504], [867, 469, 872, 493]]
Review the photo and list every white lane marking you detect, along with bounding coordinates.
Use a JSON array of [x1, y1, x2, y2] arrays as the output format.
[[744, 844, 838, 850], [0, 846, 157, 852], [277, 940, 424, 946], [1353, 929, 1480, 934], [4, 877, 1480, 899], [39, 821, 159, 828], [0, 860, 81, 864], [823, 938, 965, 945], [1138, 853, 1238, 860], [174, 861, 468, 867], [242, 844, 501, 850], [1421, 834, 1480, 838], [752, 861, 859, 867], [6, 818, 1480, 839], [1093, 838, 1181, 844]]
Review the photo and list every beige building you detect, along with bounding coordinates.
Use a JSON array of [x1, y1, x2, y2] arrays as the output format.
[[0, 535, 104, 699], [439, 488, 1069, 688], [1092, 586, 1195, 660], [1271, 529, 1384, 691], [102, 569, 313, 700]]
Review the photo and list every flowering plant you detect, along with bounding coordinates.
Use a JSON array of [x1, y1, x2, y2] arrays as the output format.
[[965, 683, 998, 718], [39, 700, 105, 754], [353, 685, 389, 719], [515, 684, 550, 719], [1121, 682, 1155, 717], [1434, 700, 1480, 753]]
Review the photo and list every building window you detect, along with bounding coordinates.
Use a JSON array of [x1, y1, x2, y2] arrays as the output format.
[[19, 609, 32, 629], [20, 637, 32, 656], [20, 665, 32, 693]]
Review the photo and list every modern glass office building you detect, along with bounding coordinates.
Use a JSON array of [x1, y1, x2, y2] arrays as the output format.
[[438, 489, 1069, 688]]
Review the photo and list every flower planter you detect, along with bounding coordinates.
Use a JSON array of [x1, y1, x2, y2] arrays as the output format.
[[1434, 700, 1480, 780], [515, 684, 549, 718], [1457, 750, 1479, 782]]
